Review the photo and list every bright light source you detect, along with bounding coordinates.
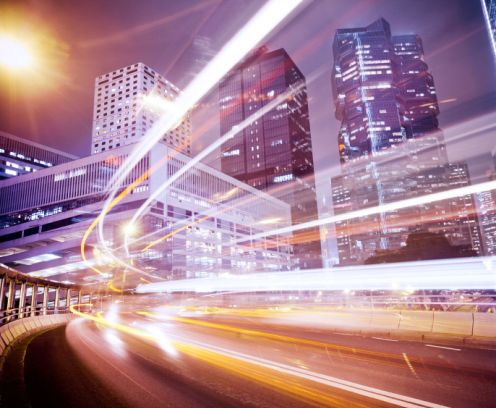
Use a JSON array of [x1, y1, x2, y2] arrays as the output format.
[[124, 223, 135, 234], [259, 218, 281, 224], [0, 39, 30, 67]]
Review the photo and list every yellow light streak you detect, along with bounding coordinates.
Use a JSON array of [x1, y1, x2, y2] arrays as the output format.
[[140, 214, 212, 252], [71, 305, 377, 407], [108, 279, 123, 293], [80, 170, 150, 274]]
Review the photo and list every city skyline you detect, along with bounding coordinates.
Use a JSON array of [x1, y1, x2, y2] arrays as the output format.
[[0, 3, 494, 406], [1, 0, 495, 214]]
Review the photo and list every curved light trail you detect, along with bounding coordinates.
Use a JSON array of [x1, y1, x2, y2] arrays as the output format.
[[84, 0, 308, 276]]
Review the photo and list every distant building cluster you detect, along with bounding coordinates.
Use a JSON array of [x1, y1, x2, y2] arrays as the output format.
[[327, 18, 492, 266], [0, 16, 495, 287]]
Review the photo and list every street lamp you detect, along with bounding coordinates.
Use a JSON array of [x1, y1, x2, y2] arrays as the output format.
[[0, 38, 30, 68]]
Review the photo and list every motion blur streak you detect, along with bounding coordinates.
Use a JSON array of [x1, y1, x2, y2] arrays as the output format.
[[234, 179, 496, 246], [135, 80, 309, 255], [69, 308, 449, 407], [95, 0, 308, 267], [136, 311, 481, 375], [137, 256, 496, 293], [70, 304, 156, 340]]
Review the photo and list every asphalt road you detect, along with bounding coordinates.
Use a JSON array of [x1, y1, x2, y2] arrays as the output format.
[[6, 310, 496, 407]]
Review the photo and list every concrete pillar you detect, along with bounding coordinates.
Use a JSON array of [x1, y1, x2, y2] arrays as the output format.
[[30, 284, 38, 317], [78, 290, 82, 312], [65, 289, 71, 313], [42, 286, 49, 315], [54, 287, 60, 314], [18, 281, 27, 319]]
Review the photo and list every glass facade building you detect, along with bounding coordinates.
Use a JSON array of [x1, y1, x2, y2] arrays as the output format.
[[219, 47, 321, 269], [331, 18, 480, 265]]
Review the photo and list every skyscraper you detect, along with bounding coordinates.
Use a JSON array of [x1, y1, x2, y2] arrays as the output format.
[[91, 62, 192, 156], [330, 18, 474, 264], [219, 47, 321, 269]]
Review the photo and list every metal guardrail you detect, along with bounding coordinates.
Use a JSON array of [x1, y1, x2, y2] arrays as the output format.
[[0, 262, 97, 326]]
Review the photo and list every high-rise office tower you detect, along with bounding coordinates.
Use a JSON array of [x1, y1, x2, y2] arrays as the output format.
[[331, 18, 465, 264], [475, 148, 496, 256], [91, 62, 192, 156], [444, 162, 483, 254], [330, 174, 354, 264], [219, 47, 321, 269]]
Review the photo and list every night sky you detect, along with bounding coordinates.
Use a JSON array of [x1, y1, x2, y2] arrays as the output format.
[[1, 0, 495, 207]]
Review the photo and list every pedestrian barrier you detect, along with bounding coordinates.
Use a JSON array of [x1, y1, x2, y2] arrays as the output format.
[[430, 311, 473, 336], [397, 310, 433, 333], [327, 307, 372, 331], [368, 309, 401, 331], [471, 313, 496, 338]]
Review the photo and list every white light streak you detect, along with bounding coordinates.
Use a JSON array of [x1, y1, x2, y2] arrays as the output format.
[[136, 257, 496, 293], [93, 0, 308, 274], [237, 179, 496, 245]]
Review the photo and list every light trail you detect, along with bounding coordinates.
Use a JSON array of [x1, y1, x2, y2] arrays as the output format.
[[70, 305, 451, 407], [90, 0, 308, 273], [233, 178, 496, 246], [136, 256, 496, 293], [138, 311, 429, 366], [132, 81, 308, 254]]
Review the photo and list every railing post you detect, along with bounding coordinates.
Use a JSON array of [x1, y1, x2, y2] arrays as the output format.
[[54, 287, 60, 314], [65, 289, 71, 313], [42, 286, 48, 315], [30, 284, 38, 317], [6, 279, 16, 322], [0, 275, 7, 316], [18, 281, 27, 319]]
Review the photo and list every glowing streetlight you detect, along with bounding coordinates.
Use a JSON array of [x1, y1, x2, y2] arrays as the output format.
[[0, 38, 30, 68], [124, 223, 135, 235]]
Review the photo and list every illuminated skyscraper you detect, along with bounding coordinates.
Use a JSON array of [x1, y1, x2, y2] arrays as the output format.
[[330, 18, 474, 264], [91, 62, 192, 156], [219, 47, 321, 269]]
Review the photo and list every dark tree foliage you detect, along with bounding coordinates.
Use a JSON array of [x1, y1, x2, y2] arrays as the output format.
[[364, 230, 478, 264]]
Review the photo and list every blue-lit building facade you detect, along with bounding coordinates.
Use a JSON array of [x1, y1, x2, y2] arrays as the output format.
[[0, 131, 77, 180], [330, 18, 481, 265], [219, 47, 321, 269]]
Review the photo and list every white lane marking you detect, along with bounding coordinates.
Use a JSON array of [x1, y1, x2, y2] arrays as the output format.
[[426, 345, 461, 351], [372, 337, 399, 342], [333, 333, 355, 336], [176, 336, 449, 408]]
